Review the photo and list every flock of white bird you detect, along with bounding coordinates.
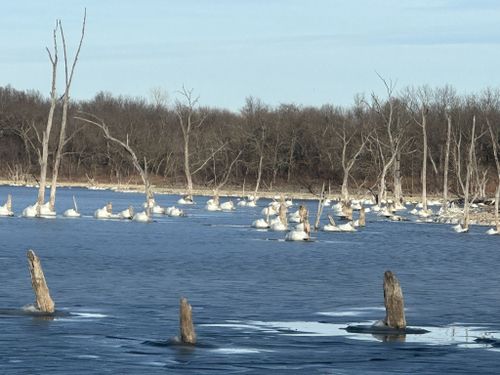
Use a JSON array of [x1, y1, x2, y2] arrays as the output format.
[[0, 190, 498, 237]]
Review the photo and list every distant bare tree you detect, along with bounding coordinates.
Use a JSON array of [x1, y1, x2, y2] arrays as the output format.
[[75, 114, 153, 201], [36, 22, 59, 212], [49, 10, 86, 210]]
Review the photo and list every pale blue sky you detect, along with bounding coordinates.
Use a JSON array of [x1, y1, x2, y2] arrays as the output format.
[[1, 0, 499, 109]]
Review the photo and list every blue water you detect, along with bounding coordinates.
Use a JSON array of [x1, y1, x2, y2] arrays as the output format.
[[0, 186, 499, 374]]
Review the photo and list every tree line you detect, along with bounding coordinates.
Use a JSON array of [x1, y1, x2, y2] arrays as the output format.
[[0, 82, 499, 202]]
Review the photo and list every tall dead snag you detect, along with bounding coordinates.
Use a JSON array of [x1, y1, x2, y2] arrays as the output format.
[[486, 117, 500, 231], [336, 122, 370, 202], [49, 10, 86, 211], [314, 182, 326, 231], [443, 113, 452, 214], [370, 76, 407, 206], [179, 297, 196, 345], [359, 207, 366, 226], [75, 115, 154, 202], [383, 271, 406, 329], [175, 87, 209, 198], [37, 22, 59, 212], [27, 250, 55, 313], [412, 89, 431, 212], [463, 116, 477, 230]]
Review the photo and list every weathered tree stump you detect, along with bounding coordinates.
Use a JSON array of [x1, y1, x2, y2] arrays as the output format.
[[6, 194, 12, 211], [383, 271, 406, 329], [279, 202, 287, 226], [359, 207, 366, 227], [27, 250, 55, 313], [180, 297, 196, 345]]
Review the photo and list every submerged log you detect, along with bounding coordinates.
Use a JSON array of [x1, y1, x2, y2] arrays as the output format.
[[383, 271, 406, 329], [180, 297, 196, 344], [359, 207, 366, 227], [27, 250, 55, 313]]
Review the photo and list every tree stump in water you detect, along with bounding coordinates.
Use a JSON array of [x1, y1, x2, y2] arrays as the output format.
[[27, 250, 55, 313], [180, 297, 196, 344], [359, 207, 366, 227], [383, 271, 406, 329]]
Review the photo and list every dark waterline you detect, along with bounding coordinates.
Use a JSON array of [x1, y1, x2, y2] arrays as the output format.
[[0, 186, 499, 374]]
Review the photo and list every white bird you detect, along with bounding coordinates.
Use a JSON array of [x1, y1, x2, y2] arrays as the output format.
[[63, 208, 81, 218], [285, 229, 310, 241], [166, 206, 184, 217], [133, 211, 151, 222], [237, 200, 248, 207], [288, 210, 301, 223], [177, 195, 195, 205], [63, 196, 81, 218], [261, 206, 278, 216], [336, 221, 357, 232], [220, 201, 235, 211], [94, 202, 118, 219], [118, 206, 134, 219], [453, 223, 469, 233], [251, 218, 269, 229], [22, 203, 38, 218], [269, 216, 287, 231], [39, 202, 56, 218], [486, 227, 499, 235], [0, 195, 14, 216]]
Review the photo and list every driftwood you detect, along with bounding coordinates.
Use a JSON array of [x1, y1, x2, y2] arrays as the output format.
[[359, 207, 366, 226], [383, 271, 406, 329], [27, 250, 55, 313], [180, 297, 196, 344]]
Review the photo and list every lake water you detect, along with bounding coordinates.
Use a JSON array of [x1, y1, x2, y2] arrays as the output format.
[[0, 185, 499, 374]]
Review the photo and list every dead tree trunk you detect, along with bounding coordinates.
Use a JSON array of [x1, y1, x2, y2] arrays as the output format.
[[179, 297, 196, 345], [49, 11, 86, 210], [75, 116, 153, 201], [393, 150, 402, 204], [421, 107, 429, 211], [443, 114, 452, 214], [37, 23, 59, 210], [383, 271, 406, 329], [463, 116, 477, 230], [314, 182, 326, 230], [486, 118, 500, 231], [27, 249, 55, 313], [359, 207, 366, 226]]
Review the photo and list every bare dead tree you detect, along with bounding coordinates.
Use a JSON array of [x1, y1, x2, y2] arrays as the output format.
[[463, 116, 477, 230], [335, 122, 370, 202], [174, 86, 207, 198], [443, 112, 452, 213], [49, 10, 86, 210], [75, 114, 153, 201], [370, 78, 407, 205], [37, 22, 59, 211]]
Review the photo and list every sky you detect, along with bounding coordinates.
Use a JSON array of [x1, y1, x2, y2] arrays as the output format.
[[1, 0, 500, 110]]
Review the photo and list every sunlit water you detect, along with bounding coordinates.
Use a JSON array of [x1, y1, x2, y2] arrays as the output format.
[[0, 186, 499, 374]]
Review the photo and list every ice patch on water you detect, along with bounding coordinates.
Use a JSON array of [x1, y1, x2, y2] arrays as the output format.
[[318, 306, 385, 317], [212, 348, 263, 354], [21, 304, 39, 313], [201, 322, 278, 333], [220, 319, 500, 350], [77, 355, 100, 359], [71, 312, 108, 319]]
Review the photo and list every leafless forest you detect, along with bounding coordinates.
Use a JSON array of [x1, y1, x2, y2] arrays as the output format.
[[1, 83, 500, 201]]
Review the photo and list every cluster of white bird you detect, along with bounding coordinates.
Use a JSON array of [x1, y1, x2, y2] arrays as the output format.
[[1, 189, 498, 236], [0, 195, 186, 223]]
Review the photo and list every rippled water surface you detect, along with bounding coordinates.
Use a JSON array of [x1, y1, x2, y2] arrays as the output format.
[[1, 186, 499, 374]]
